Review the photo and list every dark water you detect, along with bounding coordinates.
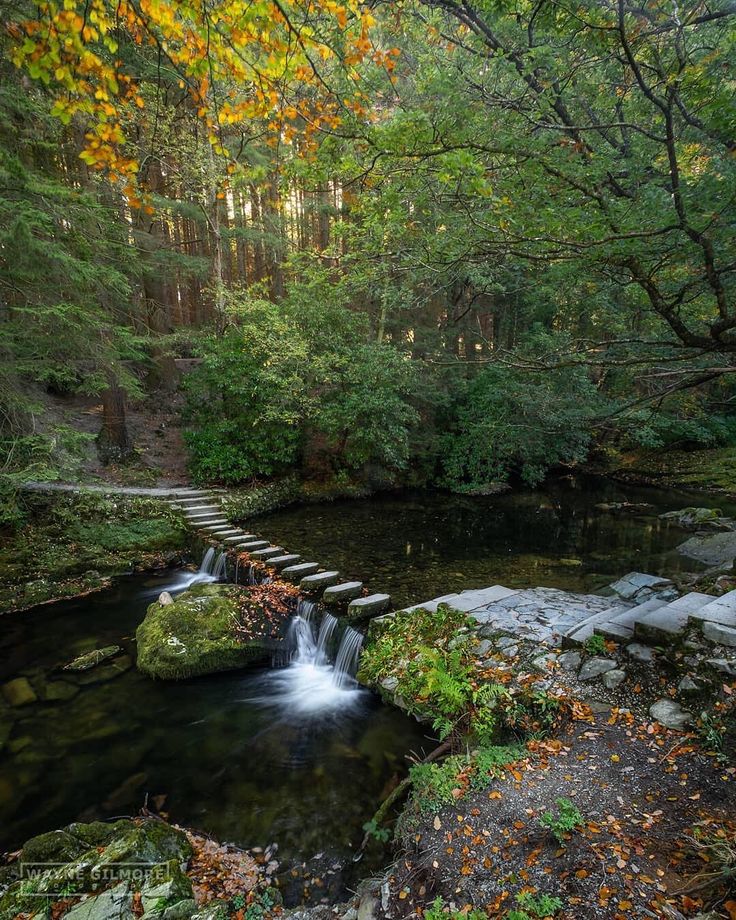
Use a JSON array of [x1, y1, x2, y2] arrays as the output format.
[[0, 573, 431, 872], [255, 476, 735, 608]]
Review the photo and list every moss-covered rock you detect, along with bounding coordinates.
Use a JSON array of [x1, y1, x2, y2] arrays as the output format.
[[136, 584, 271, 680], [0, 819, 193, 920]]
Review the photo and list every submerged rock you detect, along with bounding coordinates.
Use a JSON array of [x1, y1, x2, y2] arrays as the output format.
[[660, 507, 732, 530], [136, 583, 273, 680], [63, 645, 122, 672], [1, 677, 37, 706]]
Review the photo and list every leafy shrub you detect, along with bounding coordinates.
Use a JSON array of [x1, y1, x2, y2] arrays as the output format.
[[441, 352, 599, 489], [424, 897, 486, 920], [508, 891, 564, 919]]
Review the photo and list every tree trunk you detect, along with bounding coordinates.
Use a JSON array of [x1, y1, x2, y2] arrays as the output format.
[[97, 374, 135, 464]]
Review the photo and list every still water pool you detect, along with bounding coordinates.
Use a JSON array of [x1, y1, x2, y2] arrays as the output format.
[[255, 476, 732, 607]]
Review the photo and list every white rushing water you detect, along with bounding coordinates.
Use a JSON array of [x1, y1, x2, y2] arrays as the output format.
[[259, 606, 366, 715]]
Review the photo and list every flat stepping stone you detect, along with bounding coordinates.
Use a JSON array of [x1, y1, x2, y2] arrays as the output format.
[[636, 592, 712, 642], [610, 572, 674, 601], [348, 593, 391, 620], [266, 553, 301, 571], [404, 585, 518, 614], [223, 534, 256, 544], [595, 596, 670, 641], [281, 562, 321, 583], [186, 508, 223, 517], [236, 540, 270, 552], [300, 571, 340, 594], [691, 589, 736, 628], [563, 604, 633, 645], [204, 527, 241, 536], [249, 546, 284, 561], [702, 621, 736, 647], [322, 581, 363, 605]]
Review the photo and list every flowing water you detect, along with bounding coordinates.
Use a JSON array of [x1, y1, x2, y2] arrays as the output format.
[[0, 571, 431, 885], [255, 476, 736, 608]]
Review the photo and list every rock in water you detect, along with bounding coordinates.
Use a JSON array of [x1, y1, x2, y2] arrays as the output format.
[[63, 645, 122, 672], [649, 699, 693, 731], [136, 583, 273, 680], [1, 677, 37, 706]]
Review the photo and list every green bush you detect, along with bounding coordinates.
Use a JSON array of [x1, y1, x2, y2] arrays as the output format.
[[540, 798, 584, 844], [441, 348, 599, 489], [183, 295, 420, 485]]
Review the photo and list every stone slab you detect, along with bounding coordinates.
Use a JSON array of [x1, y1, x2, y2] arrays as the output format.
[[678, 532, 736, 568], [236, 540, 270, 551], [249, 546, 284, 561], [322, 581, 364, 604], [266, 554, 302, 571], [281, 562, 321, 583], [300, 571, 340, 593], [609, 572, 673, 600], [691, 590, 736, 627], [348, 594, 391, 619]]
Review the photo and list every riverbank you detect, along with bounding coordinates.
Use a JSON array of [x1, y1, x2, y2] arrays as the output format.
[[608, 447, 736, 497], [0, 491, 189, 614]]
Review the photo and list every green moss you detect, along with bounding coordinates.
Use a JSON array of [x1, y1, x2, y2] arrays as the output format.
[[616, 447, 736, 494], [136, 583, 271, 680], [0, 491, 189, 614]]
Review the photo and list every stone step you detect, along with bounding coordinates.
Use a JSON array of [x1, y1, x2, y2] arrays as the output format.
[[564, 604, 633, 645], [635, 592, 712, 642], [185, 507, 223, 516], [300, 571, 340, 595], [204, 528, 242, 537], [223, 534, 256, 545], [235, 540, 270, 552], [689, 589, 736, 628], [178, 497, 219, 507], [249, 546, 284, 561], [322, 581, 364, 605], [266, 553, 301, 571], [190, 516, 227, 525], [594, 597, 671, 641], [348, 593, 391, 620], [281, 562, 321, 583], [404, 585, 517, 614]]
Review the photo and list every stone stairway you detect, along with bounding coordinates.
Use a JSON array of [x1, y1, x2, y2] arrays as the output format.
[[166, 489, 391, 618], [401, 572, 736, 649]]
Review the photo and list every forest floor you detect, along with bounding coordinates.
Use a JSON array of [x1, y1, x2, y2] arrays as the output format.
[[390, 710, 736, 920], [44, 388, 191, 487]]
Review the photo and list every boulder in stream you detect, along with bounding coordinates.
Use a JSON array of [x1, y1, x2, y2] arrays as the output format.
[[136, 583, 273, 680]]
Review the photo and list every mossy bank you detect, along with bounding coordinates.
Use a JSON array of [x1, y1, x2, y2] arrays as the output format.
[[0, 491, 189, 615]]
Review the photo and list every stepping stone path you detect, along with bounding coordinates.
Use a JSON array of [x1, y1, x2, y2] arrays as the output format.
[[403, 571, 736, 651]]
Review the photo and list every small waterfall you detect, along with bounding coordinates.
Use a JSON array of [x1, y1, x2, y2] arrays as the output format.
[[296, 599, 316, 622], [315, 613, 338, 664], [263, 610, 366, 713], [212, 552, 227, 580], [199, 547, 216, 575], [332, 627, 363, 688]]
